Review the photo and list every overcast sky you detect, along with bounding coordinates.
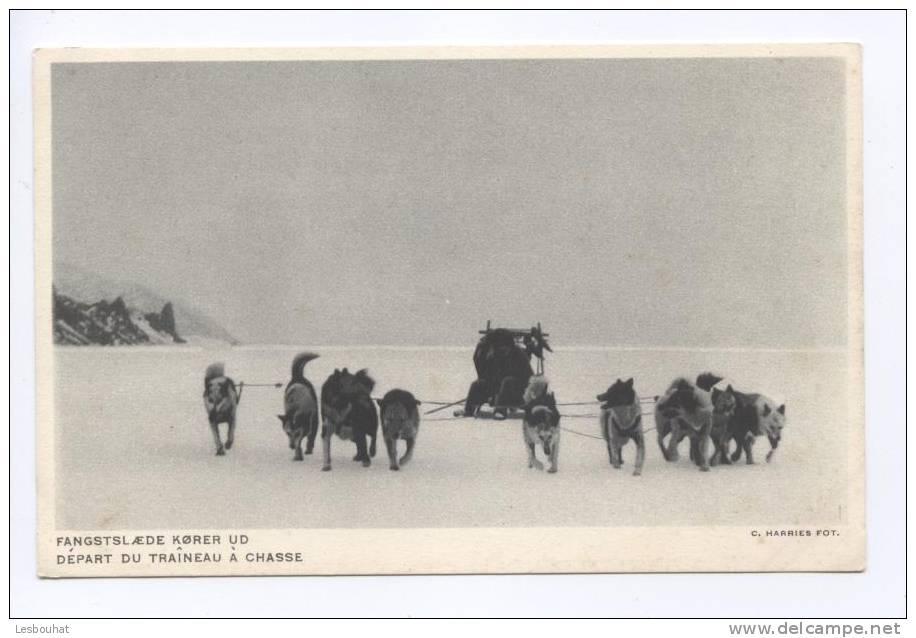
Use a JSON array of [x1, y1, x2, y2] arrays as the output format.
[[51, 57, 848, 347]]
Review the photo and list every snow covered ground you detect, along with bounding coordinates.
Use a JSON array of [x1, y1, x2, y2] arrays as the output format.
[[52, 345, 850, 530]]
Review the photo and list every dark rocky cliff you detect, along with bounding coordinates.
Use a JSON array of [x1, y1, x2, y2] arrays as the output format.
[[53, 288, 185, 345], [53, 263, 237, 345]]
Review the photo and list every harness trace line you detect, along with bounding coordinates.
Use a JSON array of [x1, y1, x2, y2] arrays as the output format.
[[558, 425, 605, 440], [424, 414, 660, 438], [423, 399, 466, 415], [559, 423, 658, 439], [235, 382, 463, 405], [233, 381, 283, 404], [227, 384, 662, 431], [228, 375, 736, 442], [553, 396, 657, 407]]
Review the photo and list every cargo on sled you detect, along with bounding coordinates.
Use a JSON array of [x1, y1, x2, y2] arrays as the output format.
[[454, 320, 552, 420]]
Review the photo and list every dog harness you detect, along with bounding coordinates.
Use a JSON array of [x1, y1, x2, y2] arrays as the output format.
[[205, 376, 235, 419], [606, 402, 640, 432]]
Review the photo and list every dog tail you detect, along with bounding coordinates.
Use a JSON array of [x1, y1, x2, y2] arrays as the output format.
[[291, 352, 320, 383], [695, 372, 723, 392]]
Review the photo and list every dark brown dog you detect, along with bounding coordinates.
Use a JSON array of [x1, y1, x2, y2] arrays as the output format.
[[203, 363, 238, 456], [320, 368, 378, 471], [598, 378, 645, 476], [377, 389, 421, 471], [654, 378, 713, 472]]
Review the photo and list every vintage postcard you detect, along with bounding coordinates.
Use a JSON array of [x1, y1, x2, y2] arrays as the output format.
[[34, 44, 863, 577]]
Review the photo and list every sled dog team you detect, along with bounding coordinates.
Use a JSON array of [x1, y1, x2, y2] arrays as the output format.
[[205, 353, 419, 471], [652, 373, 785, 474], [203, 354, 786, 474]]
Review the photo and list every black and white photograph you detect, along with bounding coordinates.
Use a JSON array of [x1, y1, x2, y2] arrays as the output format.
[[32, 42, 865, 578]]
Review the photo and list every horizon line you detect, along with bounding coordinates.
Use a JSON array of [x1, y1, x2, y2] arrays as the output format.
[[56, 342, 848, 354]]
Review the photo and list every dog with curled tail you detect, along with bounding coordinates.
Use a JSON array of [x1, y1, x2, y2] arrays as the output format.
[[277, 352, 320, 461], [521, 375, 561, 473], [203, 363, 239, 456], [597, 378, 645, 476]]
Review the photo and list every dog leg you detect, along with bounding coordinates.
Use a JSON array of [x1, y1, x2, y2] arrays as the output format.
[[600, 412, 614, 464], [210, 421, 225, 456], [355, 433, 371, 467], [743, 434, 756, 465], [687, 435, 707, 470], [665, 424, 681, 462], [697, 434, 711, 472], [526, 439, 543, 470], [225, 414, 236, 451], [730, 434, 743, 464], [609, 419, 623, 469], [400, 437, 415, 466], [688, 436, 702, 467], [717, 416, 733, 463], [633, 434, 645, 476], [293, 431, 304, 461], [547, 431, 559, 474], [720, 432, 734, 465], [321, 418, 332, 471], [305, 413, 318, 455], [710, 431, 727, 466], [657, 429, 670, 462], [619, 440, 627, 467], [385, 437, 399, 471]]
